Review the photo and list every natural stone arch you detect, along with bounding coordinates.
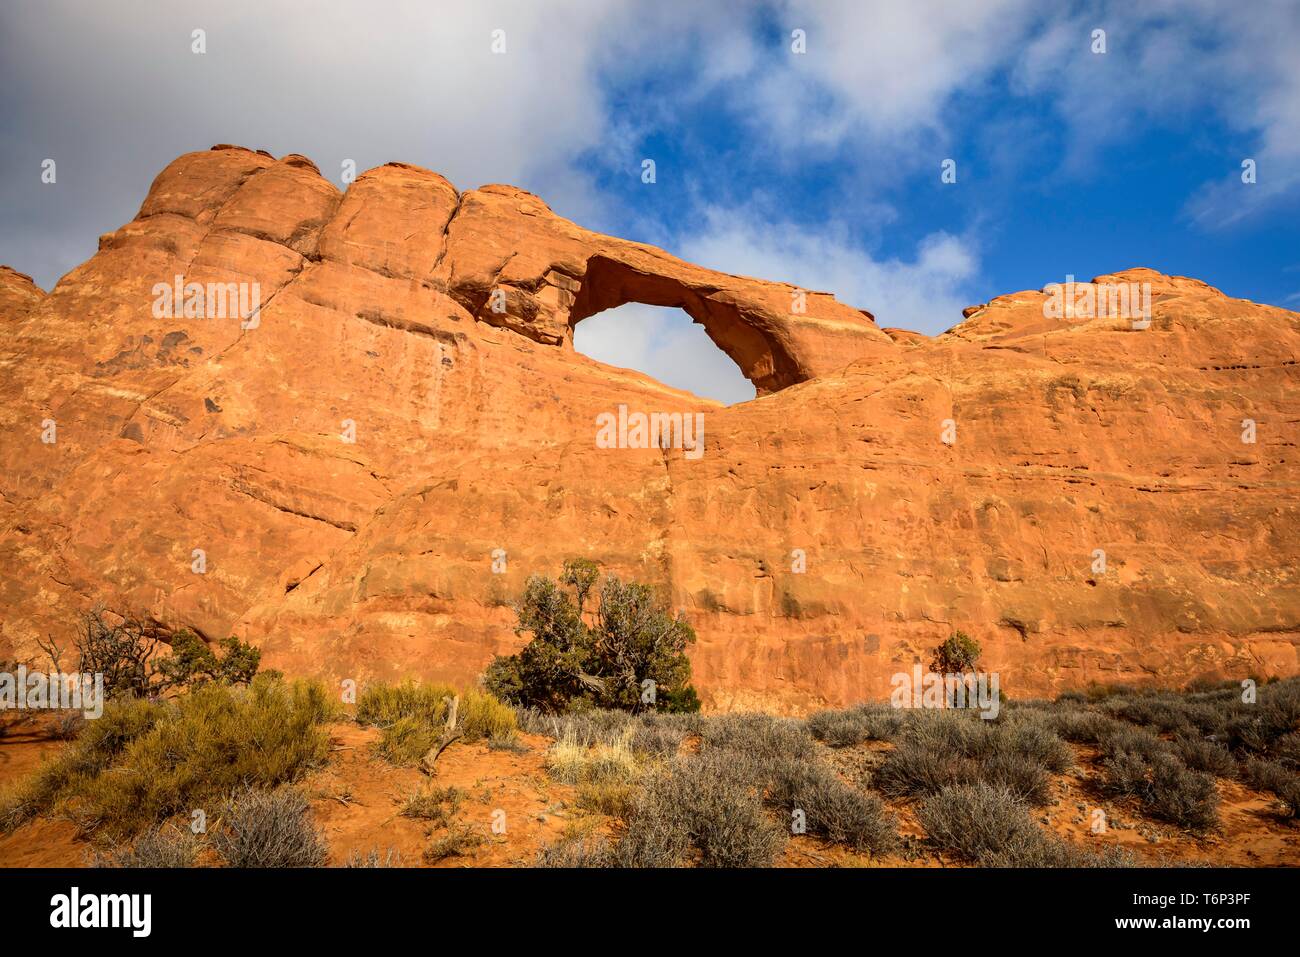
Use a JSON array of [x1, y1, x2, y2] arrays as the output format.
[[566, 255, 805, 395]]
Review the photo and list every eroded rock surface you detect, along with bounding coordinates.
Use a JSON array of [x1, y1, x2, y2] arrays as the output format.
[[0, 146, 1296, 711]]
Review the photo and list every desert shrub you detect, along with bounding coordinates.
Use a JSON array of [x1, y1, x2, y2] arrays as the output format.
[[1047, 708, 1126, 744], [1224, 713, 1271, 754], [859, 705, 909, 741], [874, 746, 971, 798], [1225, 680, 1300, 755], [1099, 725, 1171, 762], [536, 833, 615, 868], [975, 832, 1070, 867], [424, 823, 483, 863], [0, 696, 161, 832], [917, 783, 1044, 863], [874, 742, 1052, 806], [1177, 701, 1233, 737], [37, 610, 163, 699], [617, 752, 786, 868], [483, 561, 699, 714], [896, 710, 982, 752], [872, 711, 1064, 806], [919, 781, 1138, 868], [1103, 748, 1219, 831], [512, 705, 557, 737], [289, 678, 340, 724], [980, 833, 1139, 868], [514, 706, 634, 745], [1238, 758, 1300, 817], [359, 681, 517, 764], [615, 710, 897, 862], [459, 689, 518, 742], [1148, 754, 1220, 831], [356, 681, 456, 728], [1101, 749, 1155, 798], [1173, 733, 1236, 777], [401, 786, 464, 824], [211, 787, 328, 867], [345, 847, 403, 867], [628, 715, 692, 758], [1081, 682, 1138, 701], [982, 751, 1054, 806], [808, 705, 904, 747], [153, 630, 261, 692], [52, 711, 86, 741], [1101, 695, 1198, 735], [546, 730, 642, 816], [1275, 731, 1300, 770], [17, 677, 331, 839], [1066, 844, 1143, 867], [374, 715, 440, 765], [767, 760, 898, 855], [93, 825, 199, 868], [929, 630, 982, 674], [807, 709, 860, 747], [1000, 715, 1075, 773], [1099, 726, 1221, 829], [700, 713, 817, 764], [1097, 725, 1170, 784], [1094, 689, 1234, 738], [1259, 679, 1300, 729]]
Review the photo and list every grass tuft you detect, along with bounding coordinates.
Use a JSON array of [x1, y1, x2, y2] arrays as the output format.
[[1, 677, 331, 840], [211, 787, 329, 868]]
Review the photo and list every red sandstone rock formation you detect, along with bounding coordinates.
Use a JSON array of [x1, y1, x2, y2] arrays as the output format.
[[1, 145, 1296, 711]]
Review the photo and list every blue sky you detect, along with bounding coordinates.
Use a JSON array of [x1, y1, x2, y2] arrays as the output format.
[[3, 1, 1299, 404], [570, 2, 1300, 326]]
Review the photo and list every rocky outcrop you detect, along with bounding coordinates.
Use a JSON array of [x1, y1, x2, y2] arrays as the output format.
[[0, 267, 44, 322], [0, 145, 1297, 711]]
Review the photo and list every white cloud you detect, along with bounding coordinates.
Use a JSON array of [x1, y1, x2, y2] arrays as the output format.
[[1009, 0, 1300, 225], [573, 303, 757, 405], [679, 207, 980, 335], [1181, 4, 1300, 226], [723, 0, 1040, 161], [4, 0, 1297, 305], [0, 0, 646, 287], [573, 210, 981, 403], [771, 0, 1038, 137]]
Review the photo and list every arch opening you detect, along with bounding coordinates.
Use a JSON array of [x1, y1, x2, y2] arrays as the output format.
[[572, 303, 757, 405], [564, 254, 803, 395]]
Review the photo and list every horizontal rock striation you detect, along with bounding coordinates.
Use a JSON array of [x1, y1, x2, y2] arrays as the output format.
[[0, 145, 1297, 711]]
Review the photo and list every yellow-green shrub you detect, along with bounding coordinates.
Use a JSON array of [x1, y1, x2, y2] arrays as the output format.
[[546, 730, 642, 817], [356, 681, 456, 728], [357, 681, 517, 764], [0, 696, 160, 833], [460, 689, 518, 742], [374, 714, 441, 765], [2, 676, 332, 840]]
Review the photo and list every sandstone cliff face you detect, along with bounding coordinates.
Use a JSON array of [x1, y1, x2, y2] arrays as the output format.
[[1, 145, 1297, 711]]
